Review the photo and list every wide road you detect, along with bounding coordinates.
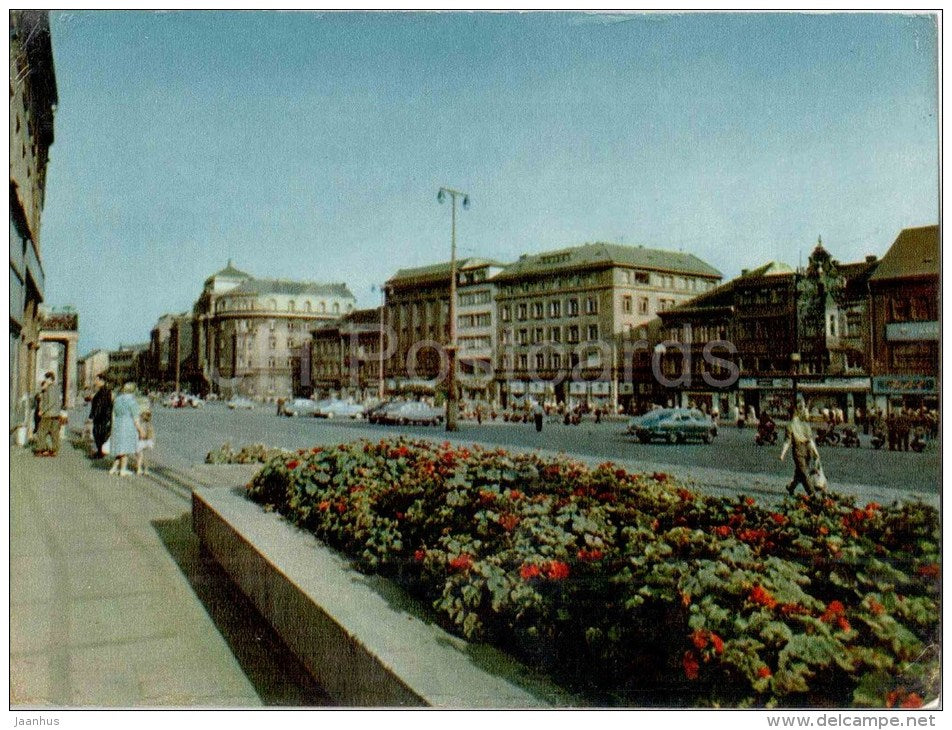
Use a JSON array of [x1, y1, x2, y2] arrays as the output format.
[[96, 402, 941, 504]]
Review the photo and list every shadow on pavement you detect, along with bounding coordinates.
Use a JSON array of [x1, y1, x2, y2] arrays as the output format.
[[152, 514, 333, 707]]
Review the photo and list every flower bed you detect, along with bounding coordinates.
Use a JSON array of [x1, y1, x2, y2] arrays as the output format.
[[245, 438, 939, 708], [206, 442, 287, 464]]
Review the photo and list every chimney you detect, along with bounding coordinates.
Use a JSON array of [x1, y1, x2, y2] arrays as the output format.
[[865, 255, 877, 263]]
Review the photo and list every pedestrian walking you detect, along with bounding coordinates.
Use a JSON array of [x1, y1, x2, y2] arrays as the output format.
[[779, 404, 822, 496], [135, 410, 155, 475], [533, 401, 544, 432], [88, 374, 113, 458], [898, 409, 911, 452], [32, 371, 62, 457], [109, 382, 142, 477]]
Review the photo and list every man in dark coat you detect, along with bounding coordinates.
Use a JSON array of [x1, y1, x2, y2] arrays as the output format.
[[89, 374, 113, 458]]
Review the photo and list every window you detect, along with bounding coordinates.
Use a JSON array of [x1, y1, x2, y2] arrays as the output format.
[[635, 271, 649, 285], [550, 326, 561, 343], [551, 352, 562, 369], [333, 302, 340, 314], [622, 295, 632, 314], [585, 297, 598, 315], [638, 297, 649, 315], [501, 329, 512, 345], [549, 300, 562, 318], [535, 352, 546, 369], [570, 352, 580, 368], [501, 305, 511, 322], [533, 327, 544, 344], [533, 302, 544, 319], [568, 298, 579, 316], [517, 303, 528, 320], [567, 325, 580, 343], [518, 354, 528, 370], [518, 329, 528, 345], [587, 324, 599, 341]]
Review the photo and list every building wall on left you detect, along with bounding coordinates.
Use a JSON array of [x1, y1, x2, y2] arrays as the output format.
[[10, 10, 57, 428]]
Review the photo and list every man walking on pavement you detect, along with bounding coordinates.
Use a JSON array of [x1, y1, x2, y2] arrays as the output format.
[[88, 374, 113, 458], [32, 371, 62, 457]]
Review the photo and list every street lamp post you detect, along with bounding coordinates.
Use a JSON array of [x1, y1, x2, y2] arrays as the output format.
[[378, 285, 386, 402], [437, 186, 470, 432]]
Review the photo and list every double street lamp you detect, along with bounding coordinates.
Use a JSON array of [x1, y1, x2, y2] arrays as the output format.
[[437, 186, 470, 432]]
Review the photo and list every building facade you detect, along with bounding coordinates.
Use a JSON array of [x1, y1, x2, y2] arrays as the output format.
[[868, 225, 939, 412], [309, 308, 382, 400], [493, 243, 722, 408], [383, 258, 504, 400], [79, 349, 110, 394], [203, 275, 356, 400], [106, 344, 149, 387], [10, 10, 57, 428], [37, 307, 79, 409]]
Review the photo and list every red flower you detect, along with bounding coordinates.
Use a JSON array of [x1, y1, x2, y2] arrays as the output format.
[[520, 563, 541, 580], [682, 650, 700, 680], [709, 632, 724, 655], [745, 497, 756, 507], [818, 525, 829, 535], [498, 514, 520, 532], [868, 599, 885, 616], [820, 600, 846, 623], [508, 489, 524, 501], [311, 446, 322, 454], [780, 603, 809, 617], [837, 616, 852, 633], [749, 585, 778, 610], [448, 553, 473, 572], [287, 460, 299, 470], [413, 549, 426, 562], [395, 511, 405, 521], [901, 693, 924, 709], [916, 563, 940, 578], [757, 666, 772, 679], [614, 469, 627, 480], [691, 629, 708, 651], [545, 561, 570, 580], [652, 472, 668, 482], [770, 513, 788, 525], [577, 548, 604, 562], [335, 501, 347, 514], [317, 500, 331, 511], [676, 488, 694, 502], [478, 490, 496, 505], [651, 519, 660, 531], [714, 525, 731, 538]]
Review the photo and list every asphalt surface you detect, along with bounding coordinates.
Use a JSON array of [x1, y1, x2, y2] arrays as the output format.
[[76, 402, 942, 502]]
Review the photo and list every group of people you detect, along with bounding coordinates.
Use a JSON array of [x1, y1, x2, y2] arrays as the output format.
[[85, 375, 155, 477]]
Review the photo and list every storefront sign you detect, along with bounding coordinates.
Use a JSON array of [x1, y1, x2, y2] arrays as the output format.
[[799, 378, 870, 392], [872, 375, 937, 395], [886, 321, 939, 342], [739, 377, 793, 390]]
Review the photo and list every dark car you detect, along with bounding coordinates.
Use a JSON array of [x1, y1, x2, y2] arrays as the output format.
[[635, 408, 717, 444]]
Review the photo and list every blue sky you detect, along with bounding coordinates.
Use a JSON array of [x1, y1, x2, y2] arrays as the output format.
[[40, 11, 938, 354]]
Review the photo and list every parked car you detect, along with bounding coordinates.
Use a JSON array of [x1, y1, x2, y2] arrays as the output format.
[[227, 396, 255, 410], [282, 398, 323, 417], [385, 401, 445, 426], [316, 399, 365, 419], [626, 409, 672, 434], [366, 399, 403, 424], [634, 408, 717, 444]]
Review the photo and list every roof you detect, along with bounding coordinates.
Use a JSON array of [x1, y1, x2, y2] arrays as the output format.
[[205, 261, 251, 283], [661, 261, 794, 319], [868, 225, 939, 282], [492, 242, 722, 282], [388, 257, 505, 285], [228, 279, 355, 299]]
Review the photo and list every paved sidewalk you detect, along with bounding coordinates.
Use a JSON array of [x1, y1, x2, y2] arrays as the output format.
[[10, 437, 329, 708]]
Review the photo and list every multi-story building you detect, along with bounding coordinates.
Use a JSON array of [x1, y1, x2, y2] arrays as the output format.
[[193, 261, 253, 392], [309, 308, 382, 400], [147, 313, 178, 388], [492, 242, 722, 408], [202, 273, 356, 400], [868, 225, 939, 413], [384, 258, 504, 400], [657, 240, 883, 420], [10, 10, 57, 428], [105, 344, 149, 387], [78, 349, 110, 394]]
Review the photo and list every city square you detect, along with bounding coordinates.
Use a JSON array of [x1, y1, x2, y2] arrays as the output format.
[[9, 9, 942, 720]]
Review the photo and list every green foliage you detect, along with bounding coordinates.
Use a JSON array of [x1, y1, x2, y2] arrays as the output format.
[[243, 439, 940, 708]]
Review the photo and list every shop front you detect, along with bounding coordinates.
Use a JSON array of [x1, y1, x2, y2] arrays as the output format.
[[738, 378, 793, 420], [797, 377, 871, 422], [678, 387, 738, 418], [871, 375, 939, 414]]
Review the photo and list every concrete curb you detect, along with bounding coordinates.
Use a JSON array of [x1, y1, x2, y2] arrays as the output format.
[[192, 486, 577, 708]]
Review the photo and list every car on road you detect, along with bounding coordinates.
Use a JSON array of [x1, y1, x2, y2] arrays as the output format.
[[366, 399, 403, 424], [316, 399, 365, 419], [634, 408, 717, 444], [626, 409, 671, 434], [281, 398, 323, 417], [227, 396, 255, 410], [381, 401, 445, 426]]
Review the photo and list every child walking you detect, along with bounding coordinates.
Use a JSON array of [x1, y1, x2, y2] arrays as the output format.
[[136, 410, 155, 475]]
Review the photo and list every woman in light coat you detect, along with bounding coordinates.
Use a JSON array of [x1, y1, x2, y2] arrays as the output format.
[[109, 382, 142, 477]]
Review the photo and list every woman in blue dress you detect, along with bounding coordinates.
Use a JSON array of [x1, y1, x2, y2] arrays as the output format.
[[109, 382, 142, 477]]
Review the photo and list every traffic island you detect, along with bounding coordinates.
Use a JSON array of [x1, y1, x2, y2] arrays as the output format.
[[191, 485, 575, 708]]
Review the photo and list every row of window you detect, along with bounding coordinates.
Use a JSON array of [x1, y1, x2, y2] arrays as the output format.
[[217, 298, 351, 315], [458, 312, 492, 328], [501, 297, 595, 321], [501, 324, 599, 346], [499, 351, 603, 371], [458, 290, 492, 306]]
